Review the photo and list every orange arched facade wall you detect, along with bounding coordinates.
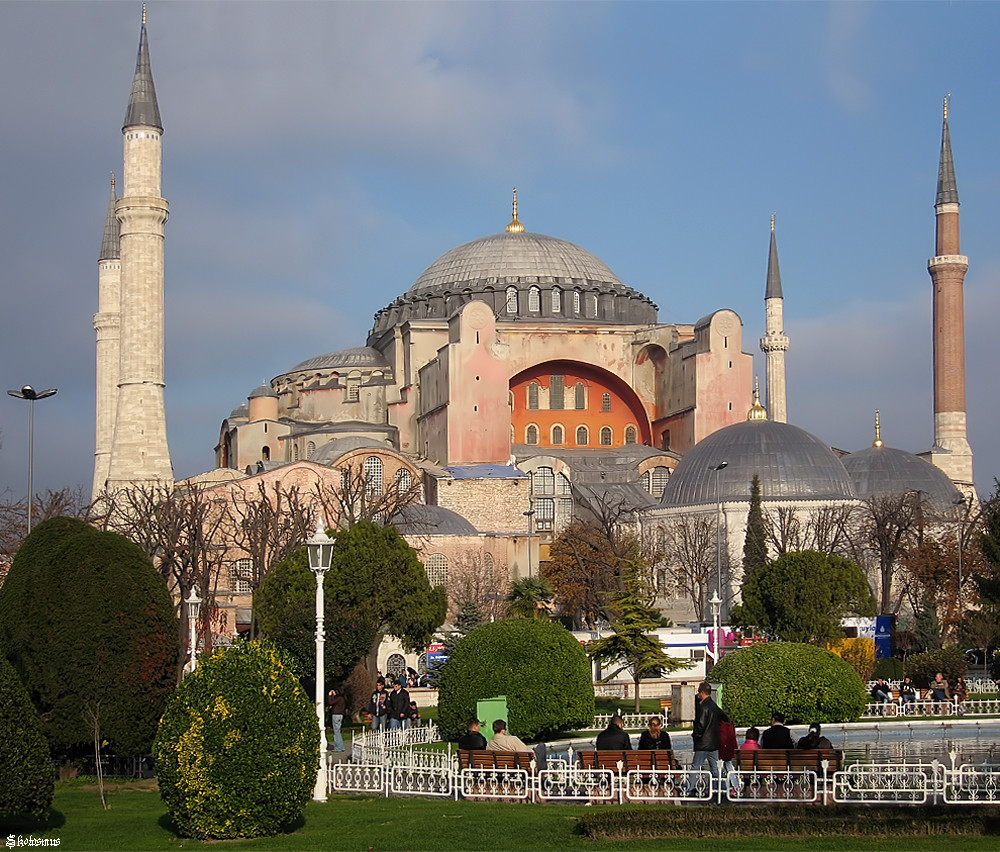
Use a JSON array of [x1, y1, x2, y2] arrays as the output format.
[[510, 360, 652, 449]]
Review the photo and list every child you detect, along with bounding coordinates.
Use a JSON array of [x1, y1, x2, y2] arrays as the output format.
[[741, 726, 761, 750], [407, 700, 421, 727]]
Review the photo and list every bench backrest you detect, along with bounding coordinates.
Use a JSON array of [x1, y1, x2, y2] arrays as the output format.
[[458, 749, 533, 771], [735, 748, 843, 773], [577, 749, 677, 771]]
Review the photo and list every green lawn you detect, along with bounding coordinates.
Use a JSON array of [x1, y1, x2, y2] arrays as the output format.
[[2, 781, 998, 852]]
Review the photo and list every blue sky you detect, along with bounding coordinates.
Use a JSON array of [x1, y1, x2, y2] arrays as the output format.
[[1, 1, 998, 499]]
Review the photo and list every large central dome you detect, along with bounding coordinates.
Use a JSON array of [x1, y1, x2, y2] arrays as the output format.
[[408, 231, 624, 295]]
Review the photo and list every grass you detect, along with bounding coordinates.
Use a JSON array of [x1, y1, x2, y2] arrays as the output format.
[[2, 780, 999, 851]]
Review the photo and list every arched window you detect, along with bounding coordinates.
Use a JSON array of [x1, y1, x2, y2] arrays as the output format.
[[572, 290, 581, 314], [600, 426, 613, 446], [651, 466, 671, 498], [549, 375, 564, 410], [292, 443, 300, 461], [551, 287, 562, 313], [484, 553, 495, 585], [526, 424, 539, 445], [262, 446, 271, 461], [395, 467, 413, 494], [602, 393, 611, 412], [587, 293, 598, 317], [576, 426, 589, 446], [506, 286, 518, 314], [528, 382, 539, 410], [386, 653, 406, 679], [426, 554, 448, 587], [551, 424, 564, 445], [306, 440, 316, 459], [363, 456, 383, 496], [575, 382, 586, 410], [532, 466, 555, 495], [528, 286, 540, 312], [346, 378, 360, 402], [340, 468, 351, 491], [625, 425, 638, 444]]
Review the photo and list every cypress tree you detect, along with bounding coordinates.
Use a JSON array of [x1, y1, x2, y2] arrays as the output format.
[[743, 473, 768, 583]]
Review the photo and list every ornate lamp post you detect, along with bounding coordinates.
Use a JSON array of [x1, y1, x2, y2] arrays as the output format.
[[185, 586, 201, 674], [523, 508, 535, 578], [710, 590, 722, 666], [712, 461, 728, 609], [306, 519, 335, 803], [6, 385, 57, 534]]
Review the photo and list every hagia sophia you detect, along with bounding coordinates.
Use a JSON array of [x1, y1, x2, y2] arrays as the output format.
[[93, 14, 973, 668]]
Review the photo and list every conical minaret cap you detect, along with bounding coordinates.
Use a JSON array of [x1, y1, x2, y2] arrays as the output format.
[[765, 214, 783, 300], [123, 7, 163, 132], [99, 173, 120, 261], [936, 97, 958, 206]]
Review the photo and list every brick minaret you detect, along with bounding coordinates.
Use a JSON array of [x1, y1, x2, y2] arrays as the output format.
[[923, 98, 974, 491], [760, 215, 789, 423], [92, 174, 121, 499], [106, 8, 173, 490]]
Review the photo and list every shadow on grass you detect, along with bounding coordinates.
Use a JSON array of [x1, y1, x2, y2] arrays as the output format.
[[154, 809, 306, 840], [1, 807, 67, 832]]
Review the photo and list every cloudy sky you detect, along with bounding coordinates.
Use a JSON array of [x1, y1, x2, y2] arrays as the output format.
[[1, 1, 998, 500]]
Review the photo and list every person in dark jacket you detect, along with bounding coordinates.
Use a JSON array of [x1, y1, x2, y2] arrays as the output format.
[[327, 686, 347, 752], [795, 722, 833, 750], [595, 714, 632, 750], [367, 678, 388, 731], [457, 718, 488, 750], [387, 680, 411, 730], [637, 715, 672, 750], [760, 712, 795, 749], [689, 681, 722, 790]]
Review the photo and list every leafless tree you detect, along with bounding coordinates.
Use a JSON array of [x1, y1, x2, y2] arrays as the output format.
[[443, 551, 509, 623], [660, 513, 721, 622], [764, 504, 854, 557], [0, 486, 90, 574], [311, 461, 422, 529]]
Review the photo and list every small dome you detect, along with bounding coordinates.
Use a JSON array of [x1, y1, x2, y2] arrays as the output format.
[[661, 420, 856, 506], [310, 437, 391, 465], [248, 383, 278, 399], [842, 445, 961, 515], [288, 346, 390, 373], [409, 231, 624, 296], [390, 504, 478, 536], [228, 402, 249, 420]]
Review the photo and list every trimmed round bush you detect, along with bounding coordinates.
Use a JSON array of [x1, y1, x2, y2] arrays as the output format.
[[0, 517, 177, 756], [154, 640, 319, 839], [0, 655, 53, 819], [709, 642, 866, 726], [437, 618, 594, 741]]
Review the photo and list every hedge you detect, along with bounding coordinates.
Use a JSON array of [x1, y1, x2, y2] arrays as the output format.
[[0, 655, 53, 819]]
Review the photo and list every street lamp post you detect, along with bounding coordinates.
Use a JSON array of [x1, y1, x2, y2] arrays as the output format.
[[712, 461, 728, 609], [306, 519, 335, 803], [185, 586, 201, 675], [523, 508, 535, 578], [6, 385, 57, 534], [709, 590, 722, 666]]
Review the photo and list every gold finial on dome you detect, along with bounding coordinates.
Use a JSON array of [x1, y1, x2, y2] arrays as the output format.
[[506, 187, 524, 233], [771, 213, 775, 232], [873, 409, 884, 448], [110, 171, 115, 194], [747, 376, 768, 421], [944, 95, 949, 120], [142, 4, 146, 25]]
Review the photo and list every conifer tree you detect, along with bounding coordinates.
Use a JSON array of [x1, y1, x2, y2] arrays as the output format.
[[743, 473, 768, 584]]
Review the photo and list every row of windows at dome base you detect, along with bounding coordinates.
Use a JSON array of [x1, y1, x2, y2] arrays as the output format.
[[525, 380, 613, 412], [506, 286, 590, 315], [523, 424, 639, 446]]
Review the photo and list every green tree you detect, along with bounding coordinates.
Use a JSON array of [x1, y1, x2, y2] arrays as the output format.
[[0, 655, 53, 819], [154, 640, 317, 840], [255, 521, 447, 682], [586, 572, 692, 712], [506, 575, 554, 619], [742, 474, 768, 583], [731, 549, 875, 644], [437, 618, 594, 741], [0, 517, 177, 757]]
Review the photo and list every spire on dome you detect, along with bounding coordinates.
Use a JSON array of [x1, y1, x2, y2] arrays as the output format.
[[765, 213, 783, 300], [747, 376, 768, 421], [123, 5, 163, 132], [506, 187, 524, 233], [872, 409, 884, 448], [99, 172, 120, 261], [936, 96, 958, 206]]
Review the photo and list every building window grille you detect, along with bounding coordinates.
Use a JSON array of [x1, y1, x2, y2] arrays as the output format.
[[576, 426, 589, 446], [528, 382, 539, 410], [575, 382, 586, 410], [506, 286, 518, 314], [535, 497, 555, 531], [572, 290, 581, 313], [526, 424, 539, 445], [230, 558, 253, 594], [306, 441, 316, 459], [528, 286, 540, 312], [346, 379, 360, 402], [386, 653, 406, 679], [625, 425, 637, 444], [484, 553, 494, 585], [551, 288, 561, 313], [549, 375, 564, 410], [532, 466, 555, 495], [551, 425, 564, 445], [426, 554, 448, 587], [600, 426, 613, 446], [651, 466, 670, 498], [587, 293, 598, 317], [557, 473, 572, 495], [602, 393, 611, 412], [363, 456, 383, 496], [394, 467, 413, 494]]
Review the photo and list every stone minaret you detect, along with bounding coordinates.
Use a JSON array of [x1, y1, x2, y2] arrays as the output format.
[[760, 215, 789, 423], [923, 98, 974, 491], [92, 174, 121, 499], [106, 8, 173, 490]]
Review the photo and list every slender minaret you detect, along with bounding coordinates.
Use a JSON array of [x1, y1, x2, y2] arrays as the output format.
[[106, 7, 173, 490], [760, 215, 789, 423], [93, 173, 121, 499], [923, 97, 974, 491]]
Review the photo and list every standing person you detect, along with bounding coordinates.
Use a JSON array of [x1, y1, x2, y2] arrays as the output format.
[[795, 723, 833, 750], [760, 712, 795, 749], [327, 686, 347, 752], [367, 678, 388, 731], [638, 716, 672, 751], [741, 727, 761, 750], [596, 714, 633, 750], [387, 679, 411, 730], [458, 718, 487, 750], [688, 682, 722, 793], [486, 719, 532, 753]]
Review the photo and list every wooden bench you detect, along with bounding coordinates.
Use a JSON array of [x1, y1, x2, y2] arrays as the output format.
[[457, 749, 534, 771], [659, 697, 672, 721], [577, 749, 679, 771], [457, 750, 535, 800], [735, 749, 842, 773]]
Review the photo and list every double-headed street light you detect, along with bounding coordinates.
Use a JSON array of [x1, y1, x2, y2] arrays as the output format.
[[306, 519, 335, 803], [6, 385, 57, 534]]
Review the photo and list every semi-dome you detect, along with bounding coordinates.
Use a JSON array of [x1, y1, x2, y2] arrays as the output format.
[[842, 444, 961, 515], [661, 419, 857, 506], [287, 346, 390, 374], [390, 504, 479, 536]]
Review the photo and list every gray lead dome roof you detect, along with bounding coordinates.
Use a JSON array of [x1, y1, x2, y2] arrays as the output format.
[[288, 346, 390, 373], [661, 420, 857, 506], [409, 231, 624, 294], [842, 445, 960, 514]]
